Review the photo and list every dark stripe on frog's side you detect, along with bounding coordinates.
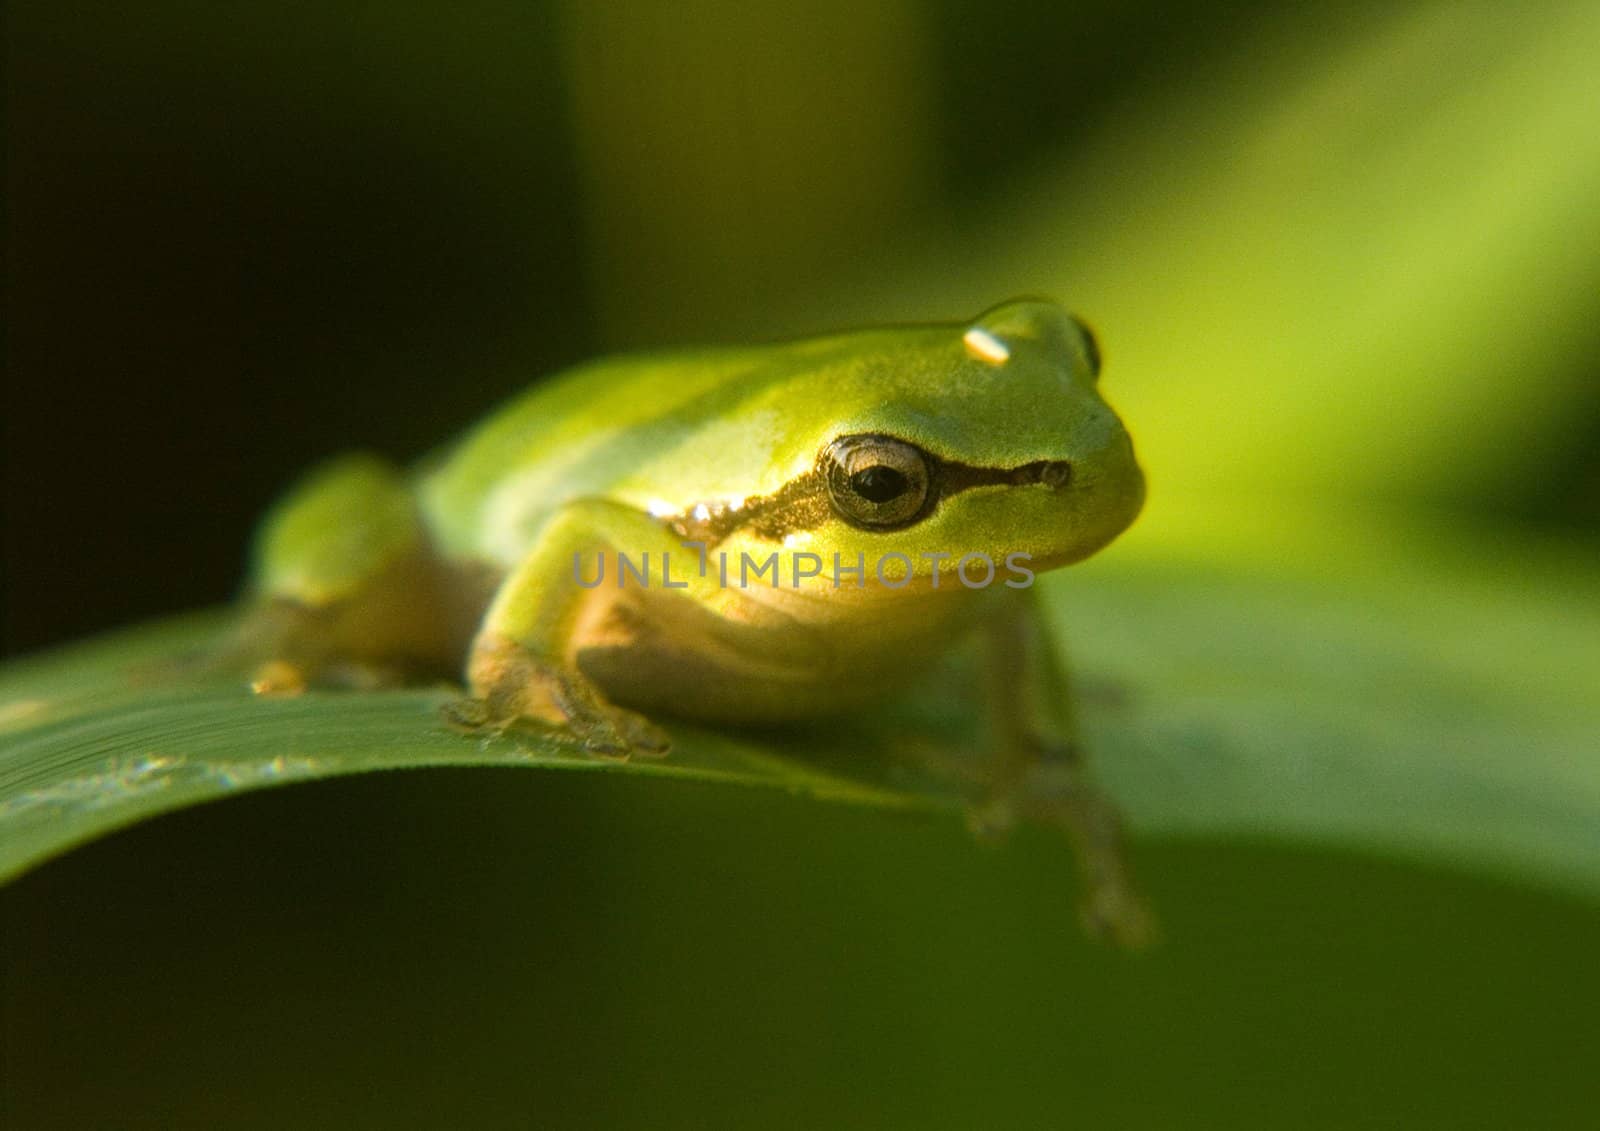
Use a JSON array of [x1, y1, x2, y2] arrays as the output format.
[[662, 471, 828, 546], [664, 456, 1073, 546]]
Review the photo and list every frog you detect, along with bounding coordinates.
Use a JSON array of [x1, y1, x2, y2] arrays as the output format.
[[237, 299, 1152, 944]]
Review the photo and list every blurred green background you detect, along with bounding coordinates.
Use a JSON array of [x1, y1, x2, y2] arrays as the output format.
[[5, 2, 1599, 1128]]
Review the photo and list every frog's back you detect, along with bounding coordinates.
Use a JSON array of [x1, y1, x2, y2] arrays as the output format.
[[416, 336, 854, 563]]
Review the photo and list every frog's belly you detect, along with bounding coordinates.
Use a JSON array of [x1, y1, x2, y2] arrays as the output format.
[[573, 582, 986, 724]]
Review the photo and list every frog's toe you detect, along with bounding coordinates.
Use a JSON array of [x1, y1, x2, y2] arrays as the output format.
[[1078, 881, 1161, 951], [439, 694, 499, 733], [611, 707, 671, 758], [568, 712, 633, 758], [538, 669, 665, 759], [250, 659, 309, 696], [963, 796, 1017, 843], [441, 691, 598, 753], [557, 701, 669, 760]]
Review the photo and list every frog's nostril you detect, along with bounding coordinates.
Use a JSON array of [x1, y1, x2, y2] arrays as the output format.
[[1010, 460, 1072, 489]]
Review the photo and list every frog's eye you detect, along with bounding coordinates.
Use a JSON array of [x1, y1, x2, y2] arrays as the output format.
[[821, 435, 933, 529], [1070, 315, 1102, 379]]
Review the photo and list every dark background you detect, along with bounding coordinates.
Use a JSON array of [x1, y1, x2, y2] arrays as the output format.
[[7, 0, 1597, 658]]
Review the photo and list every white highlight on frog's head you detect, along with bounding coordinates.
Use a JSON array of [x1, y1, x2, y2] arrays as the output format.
[[692, 503, 711, 522], [782, 531, 813, 548], [646, 498, 676, 518], [962, 326, 1011, 365]]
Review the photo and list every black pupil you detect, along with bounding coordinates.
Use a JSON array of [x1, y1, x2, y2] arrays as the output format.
[[850, 465, 908, 503]]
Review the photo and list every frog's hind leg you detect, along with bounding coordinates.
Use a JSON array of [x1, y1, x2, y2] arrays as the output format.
[[231, 453, 484, 693]]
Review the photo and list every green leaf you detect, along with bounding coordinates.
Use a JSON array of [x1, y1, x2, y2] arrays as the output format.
[[0, 617, 934, 886], [6, 513, 1597, 903]]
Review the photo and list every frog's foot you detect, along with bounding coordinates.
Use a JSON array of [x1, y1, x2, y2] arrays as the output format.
[[457, 636, 670, 759], [970, 740, 1158, 950]]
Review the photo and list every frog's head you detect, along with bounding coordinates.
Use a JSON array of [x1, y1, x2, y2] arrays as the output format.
[[753, 298, 1145, 587]]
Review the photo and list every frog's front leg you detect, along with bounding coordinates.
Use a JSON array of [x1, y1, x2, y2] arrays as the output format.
[[452, 498, 695, 758], [975, 587, 1157, 948]]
